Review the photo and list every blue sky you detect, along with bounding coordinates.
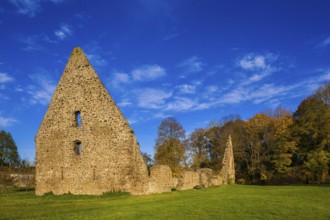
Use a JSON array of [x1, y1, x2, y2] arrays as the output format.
[[0, 0, 330, 162]]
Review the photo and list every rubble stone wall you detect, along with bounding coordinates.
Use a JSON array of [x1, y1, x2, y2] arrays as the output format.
[[148, 165, 172, 193], [35, 48, 148, 196]]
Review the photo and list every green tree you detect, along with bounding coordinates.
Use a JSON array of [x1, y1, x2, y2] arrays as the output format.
[[243, 110, 297, 183], [154, 117, 186, 176], [187, 128, 209, 169], [0, 130, 20, 167], [292, 96, 330, 183]]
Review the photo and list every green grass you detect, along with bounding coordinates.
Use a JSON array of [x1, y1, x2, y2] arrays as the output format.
[[1, 185, 330, 219]]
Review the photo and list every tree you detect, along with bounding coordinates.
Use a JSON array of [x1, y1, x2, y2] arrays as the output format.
[[314, 82, 330, 106], [141, 152, 153, 175], [292, 96, 330, 183], [0, 130, 20, 167], [154, 117, 186, 176], [187, 128, 209, 169]]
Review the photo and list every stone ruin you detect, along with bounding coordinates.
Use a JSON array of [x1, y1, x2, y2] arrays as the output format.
[[35, 47, 235, 196]]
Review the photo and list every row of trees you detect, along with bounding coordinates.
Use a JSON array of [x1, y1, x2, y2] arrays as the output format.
[[0, 130, 35, 192], [151, 83, 330, 184]]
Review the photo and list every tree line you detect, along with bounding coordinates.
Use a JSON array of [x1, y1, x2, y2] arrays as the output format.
[[149, 83, 330, 184], [0, 130, 34, 192]]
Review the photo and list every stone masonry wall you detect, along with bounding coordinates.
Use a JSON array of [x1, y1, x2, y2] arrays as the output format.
[[176, 171, 200, 190], [148, 165, 172, 193], [35, 48, 148, 195]]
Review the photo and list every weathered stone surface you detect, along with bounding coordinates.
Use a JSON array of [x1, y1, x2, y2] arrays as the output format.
[[171, 177, 178, 189], [220, 135, 235, 184], [10, 174, 35, 188], [176, 170, 200, 190], [210, 175, 223, 186], [35, 47, 148, 195], [198, 168, 213, 188], [148, 165, 172, 193]]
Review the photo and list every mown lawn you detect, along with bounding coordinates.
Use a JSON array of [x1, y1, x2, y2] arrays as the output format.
[[0, 185, 329, 219]]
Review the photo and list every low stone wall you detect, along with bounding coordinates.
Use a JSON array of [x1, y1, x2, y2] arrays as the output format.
[[198, 168, 213, 188], [174, 169, 223, 191], [10, 174, 35, 188], [148, 165, 172, 194], [176, 170, 200, 190]]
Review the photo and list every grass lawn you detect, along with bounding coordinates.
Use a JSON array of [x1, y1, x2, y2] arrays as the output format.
[[0, 185, 329, 219]]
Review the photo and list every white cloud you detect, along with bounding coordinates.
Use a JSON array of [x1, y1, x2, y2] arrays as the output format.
[[8, 0, 42, 17], [239, 54, 266, 70], [178, 56, 203, 74], [54, 24, 73, 40], [165, 97, 196, 112], [205, 85, 218, 93], [28, 73, 56, 105], [111, 72, 130, 88], [86, 53, 107, 68], [20, 35, 42, 51], [319, 71, 330, 81], [177, 84, 196, 94], [0, 73, 14, 83], [320, 37, 330, 47], [136, 88, 172, 109], [0, 115, 17, 127], [218, 69, 330, 106], [8, 0, 65, 17], [131, 65, 166, 81], [118, 99, 132, 107]]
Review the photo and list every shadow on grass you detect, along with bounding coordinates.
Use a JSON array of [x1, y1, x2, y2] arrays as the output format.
[[41, 190, 131, 199], [15, 188, 35, 192]]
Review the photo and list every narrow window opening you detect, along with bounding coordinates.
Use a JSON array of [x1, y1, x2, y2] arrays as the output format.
[[75, 111, 82, 127], [61, 168, 64, 181], [93, 167, 96, 181], [74, 140, 82, 155]]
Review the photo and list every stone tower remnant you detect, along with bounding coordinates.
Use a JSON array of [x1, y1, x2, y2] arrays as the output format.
[[35, 47, 149, 195], [220, 135, 235, 184]]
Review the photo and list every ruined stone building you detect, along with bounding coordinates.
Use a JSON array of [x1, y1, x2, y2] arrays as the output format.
[[35, 48, 149, 195], [36, 47, 235, 196]]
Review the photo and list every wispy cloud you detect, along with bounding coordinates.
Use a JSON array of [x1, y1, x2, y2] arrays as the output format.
[[162, 27, 179, 41], [118, 99, 132, 107], [8, 0, 65, 17], [27, 72, 56, 105], [238, 53, 278, 85], [8, 0, 42, 17], [86, 53, 107, 68], [110, 72, 130, 88], [178, 56, 204, 74], [318, 37, 330, 48], [0, 72, 14, 83], [131, 65, 166, 81], [0, 115, 17, 127], [20, 35, 42, 51], [218, 70, 330, 106], [239, 54, 267, 70], [136, 88, 172, 109], [165, 97, 196, 112], [177, 84, 196, 94], [54, 23, 73, 40], [109, 64, 166, 89]]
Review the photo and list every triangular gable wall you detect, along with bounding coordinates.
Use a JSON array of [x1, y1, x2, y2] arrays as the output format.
[[36, 48, 148, 195]]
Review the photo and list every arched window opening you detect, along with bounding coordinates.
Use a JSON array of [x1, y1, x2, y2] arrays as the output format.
[[75, 111, 82, 127], [74, 140, 82, 155]]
